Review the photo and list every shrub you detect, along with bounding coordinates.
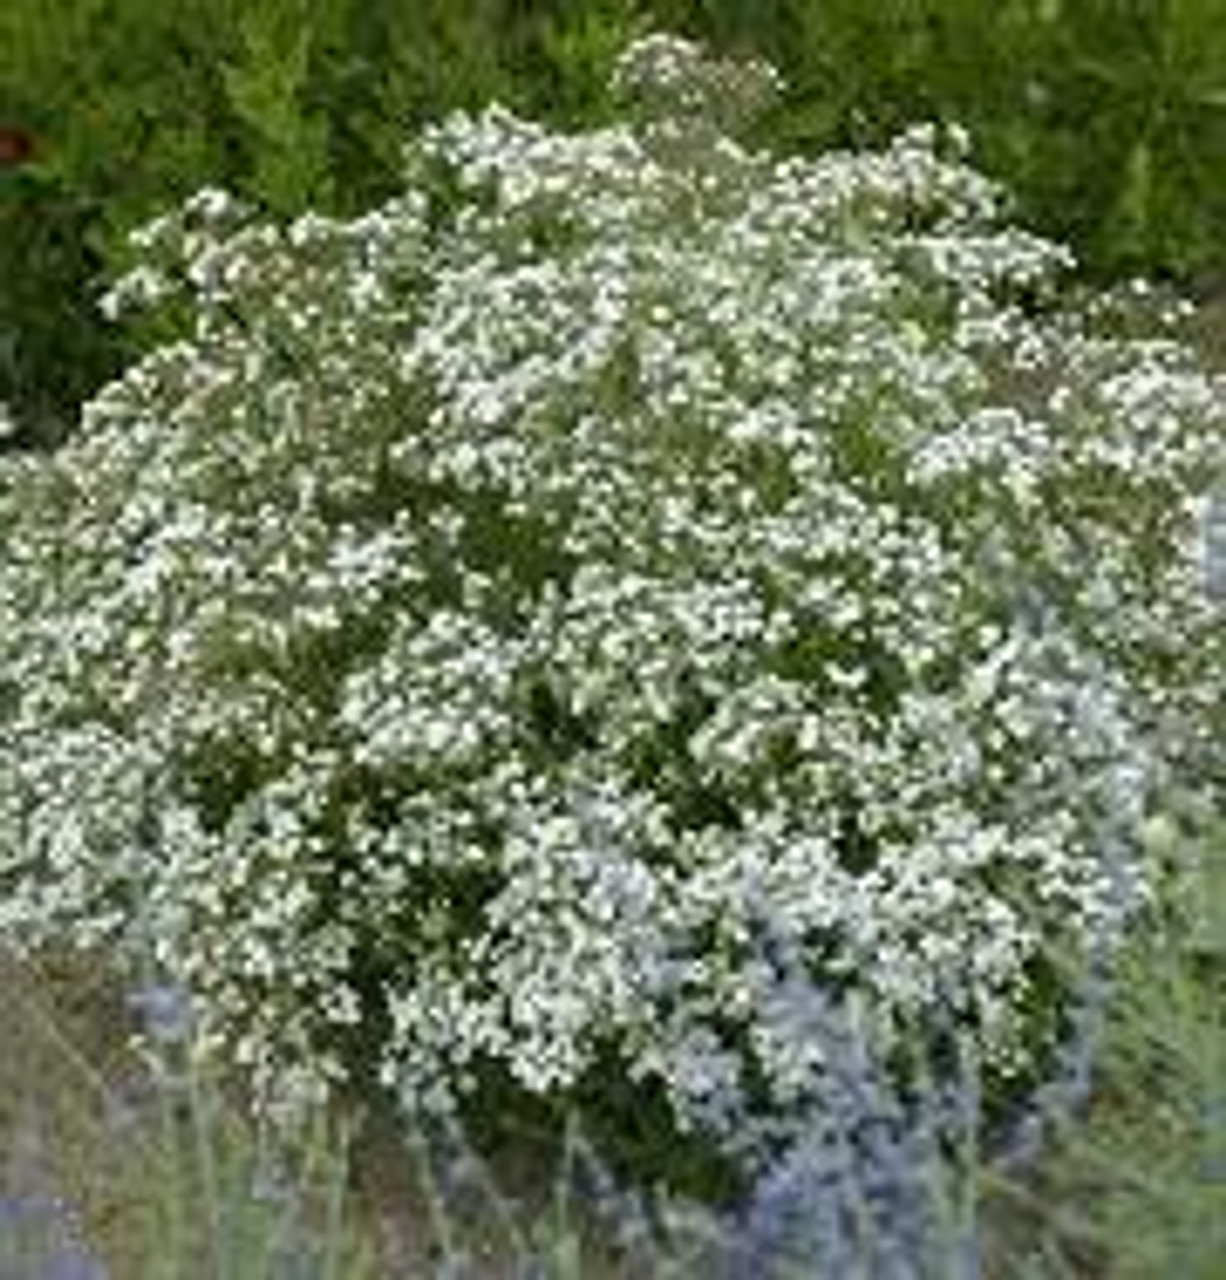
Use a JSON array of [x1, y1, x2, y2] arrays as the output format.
[[1, 34, 1221, 1188]]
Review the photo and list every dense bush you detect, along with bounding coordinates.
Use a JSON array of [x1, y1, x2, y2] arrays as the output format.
[[1, 35, 1221, 1186]]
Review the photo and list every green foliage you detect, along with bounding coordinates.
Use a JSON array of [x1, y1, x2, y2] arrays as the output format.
[[0, 166, 122, 451], [219, 0, 341, 214], [704, 0, 1226, 284], [1080, 804, 1226, 1278], [979, 798, 1226, 1278]]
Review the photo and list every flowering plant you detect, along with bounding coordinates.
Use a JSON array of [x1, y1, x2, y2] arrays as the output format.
[[1, 35, 1220, 1174]]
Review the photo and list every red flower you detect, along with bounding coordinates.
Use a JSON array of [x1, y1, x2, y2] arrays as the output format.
[[0, 125, 35, 168]]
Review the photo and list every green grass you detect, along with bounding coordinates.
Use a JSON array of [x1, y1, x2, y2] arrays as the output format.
[[995, 807, 1224, 1279]]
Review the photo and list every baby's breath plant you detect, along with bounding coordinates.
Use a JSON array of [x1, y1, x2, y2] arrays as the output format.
[[1, 34, 1221, 1187]]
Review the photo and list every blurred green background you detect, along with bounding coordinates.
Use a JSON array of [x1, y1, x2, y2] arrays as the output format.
[[2, 0, 1223, 451]]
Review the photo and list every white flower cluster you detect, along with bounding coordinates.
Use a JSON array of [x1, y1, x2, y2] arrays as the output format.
[[609, 30, 784, 144], [1, 36, 1221, 1159]]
